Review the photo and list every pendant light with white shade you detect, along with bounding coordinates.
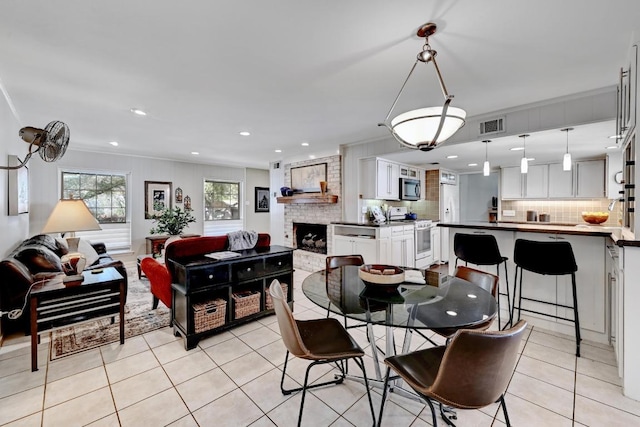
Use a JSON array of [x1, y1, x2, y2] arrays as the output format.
[[482, 140, 491, 176], [519, 134, 529, 174], [561, 127, 573, 171]]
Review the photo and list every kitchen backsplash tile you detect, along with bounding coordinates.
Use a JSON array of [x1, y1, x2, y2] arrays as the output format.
[[501, 199, 622, 226]]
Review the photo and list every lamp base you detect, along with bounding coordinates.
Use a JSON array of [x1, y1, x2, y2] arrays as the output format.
[[66, 237, 80, 252]]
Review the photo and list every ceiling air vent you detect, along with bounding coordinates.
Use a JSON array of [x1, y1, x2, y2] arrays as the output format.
[[479, 117, 505, 136]]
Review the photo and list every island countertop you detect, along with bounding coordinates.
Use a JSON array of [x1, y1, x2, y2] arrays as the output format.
[[438, 221, 639, 246]]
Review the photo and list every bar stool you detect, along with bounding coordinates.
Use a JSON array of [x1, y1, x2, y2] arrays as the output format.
[[512, 238, 581, 357], [454, 233, 512, 329]]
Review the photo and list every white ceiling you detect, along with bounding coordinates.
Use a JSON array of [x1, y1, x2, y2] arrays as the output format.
[[1, 1, 638, 170]]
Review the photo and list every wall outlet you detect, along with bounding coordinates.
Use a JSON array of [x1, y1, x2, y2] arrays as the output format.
[[503, 209, 516, 217]]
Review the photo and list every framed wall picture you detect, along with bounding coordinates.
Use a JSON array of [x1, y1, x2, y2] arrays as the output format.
[[8, 155, 29, 215], [175, 187, 183, 203], [145, 181, 172, 219], [290, 163, 327, 193], [255, 187, 270, 212]]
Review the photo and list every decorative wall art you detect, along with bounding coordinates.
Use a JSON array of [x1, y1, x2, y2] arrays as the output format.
[[290, 163, 327, 193], [145, 181, 172, 219], [255, 187, 270, 212], [175, 187, 183, 203], [184, 195, 192, 210], [8, 155, 29, 215]]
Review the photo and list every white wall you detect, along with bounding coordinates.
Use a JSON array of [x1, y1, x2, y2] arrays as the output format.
[[459, 172, 499, 222], [29, 150, 268, 255], [0, 86, 30, 257], [245, 168, 270, 233]]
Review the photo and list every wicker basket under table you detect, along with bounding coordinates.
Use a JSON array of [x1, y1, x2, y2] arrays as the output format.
[[193, 298, 226, 333], [232, 290, 261, 319], [265, 282, 288, 310]]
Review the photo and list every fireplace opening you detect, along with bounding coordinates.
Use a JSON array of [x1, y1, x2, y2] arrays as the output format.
[[293, 222, 327, 254]]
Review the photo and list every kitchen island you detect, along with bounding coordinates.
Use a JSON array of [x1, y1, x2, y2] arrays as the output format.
[[441, 221, 640, 401]]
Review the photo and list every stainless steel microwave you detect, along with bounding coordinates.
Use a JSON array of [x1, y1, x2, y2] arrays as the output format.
[[400, 178, 421, 201]]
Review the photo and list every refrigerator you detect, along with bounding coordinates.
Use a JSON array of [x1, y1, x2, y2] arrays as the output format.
[[439, 170, 459, 263]]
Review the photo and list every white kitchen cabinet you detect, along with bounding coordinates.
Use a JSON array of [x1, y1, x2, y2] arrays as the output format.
[[359, 158, 400, 200], [525, 164, 549, 198], [500, 167, 523, 199], [548, 163, 574, 198], [399, 165, 419, 179], [332, 235, 377, 264], [391, 225, 415, 268], [576, 160, 605, 198]]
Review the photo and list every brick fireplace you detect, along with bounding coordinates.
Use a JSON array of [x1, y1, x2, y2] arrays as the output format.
[[283, 154, 342, 272]]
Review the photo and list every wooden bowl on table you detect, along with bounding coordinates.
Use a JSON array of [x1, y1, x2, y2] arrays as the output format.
[[358, 264, 405, 286]]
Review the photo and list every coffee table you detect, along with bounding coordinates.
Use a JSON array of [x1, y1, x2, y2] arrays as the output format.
[[29, 267, 126, 371]]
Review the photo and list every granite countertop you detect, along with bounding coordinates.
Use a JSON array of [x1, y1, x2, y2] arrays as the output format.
[[438, 221, 638, 246]]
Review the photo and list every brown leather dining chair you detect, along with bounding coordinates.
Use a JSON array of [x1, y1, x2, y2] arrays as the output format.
[[378, 319, 528, 427], [325, 254, 365, 326], [269, 280, 376, 427], [409, 266, 499, 347]]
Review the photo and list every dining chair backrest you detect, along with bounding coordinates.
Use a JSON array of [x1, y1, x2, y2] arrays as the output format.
[[454, 233, 505, 266], [269, 279, 309, 358], [326, 254, 365, 270], [453, 265, 499, 298], [428, 319, 527, 408]]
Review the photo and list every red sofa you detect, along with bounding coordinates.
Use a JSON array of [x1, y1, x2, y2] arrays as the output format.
[[140, 234, 271, 310]]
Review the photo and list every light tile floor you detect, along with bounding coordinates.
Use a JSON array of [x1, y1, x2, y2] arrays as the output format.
[[1, 269, 640, 426]]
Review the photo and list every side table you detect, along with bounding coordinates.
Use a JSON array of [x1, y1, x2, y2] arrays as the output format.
[[30, 267, 126, 371]]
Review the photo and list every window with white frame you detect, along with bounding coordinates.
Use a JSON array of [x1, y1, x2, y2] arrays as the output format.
[[203, 180, 243, 235], [61, 171, 131, 251]]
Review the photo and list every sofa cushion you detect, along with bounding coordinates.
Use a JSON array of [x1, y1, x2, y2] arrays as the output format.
[[14, 246, 62, 273], [20, 234, 69, 257]]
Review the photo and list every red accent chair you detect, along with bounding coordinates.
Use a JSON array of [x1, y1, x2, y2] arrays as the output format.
[[140, 257, 172, 310]]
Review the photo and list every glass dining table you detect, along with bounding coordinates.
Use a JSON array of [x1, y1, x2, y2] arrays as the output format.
[[301, 265, 498, 386]]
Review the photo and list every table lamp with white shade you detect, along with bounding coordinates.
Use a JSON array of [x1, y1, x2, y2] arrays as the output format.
[[42, 198, 102, 283]]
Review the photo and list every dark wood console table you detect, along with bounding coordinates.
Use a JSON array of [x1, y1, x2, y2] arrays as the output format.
[[168, 245, 294, 349], [30, 267, 125, 371]]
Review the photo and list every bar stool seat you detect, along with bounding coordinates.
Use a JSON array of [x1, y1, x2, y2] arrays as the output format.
[[512, 238, 581, 356], [454, 233, 512, 329]]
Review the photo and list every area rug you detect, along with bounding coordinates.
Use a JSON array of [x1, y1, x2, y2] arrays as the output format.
[[50, 265, 171, 360]]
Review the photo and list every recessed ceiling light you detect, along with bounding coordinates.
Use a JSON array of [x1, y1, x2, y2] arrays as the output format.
[[191, 151, 199, 155], [239, 131, 251, 136], [109, 141, 118, 147], [309, 154, 316, 159], [605, 145, 618, 150], [510, 147, 524, 151], [526, 157, 535, 161], [446, 155, 458, 159], [275, 149, 282, 153], [468, 163, 478, 167], [130, 108, 146, 116], [301, 142, 310, 147], [609, 135, 623, 139]]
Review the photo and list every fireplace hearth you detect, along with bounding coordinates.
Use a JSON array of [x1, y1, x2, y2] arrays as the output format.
[[293, 222, 327, 254]]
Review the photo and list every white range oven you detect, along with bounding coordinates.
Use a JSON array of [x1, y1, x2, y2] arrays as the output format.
[[414, 220, 434, 269]]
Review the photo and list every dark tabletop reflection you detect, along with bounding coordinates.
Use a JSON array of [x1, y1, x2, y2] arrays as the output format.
[[303, 265, 497, 330]]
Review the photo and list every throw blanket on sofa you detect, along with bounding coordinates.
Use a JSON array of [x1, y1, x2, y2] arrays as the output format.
[[228, 230, 259, 250]]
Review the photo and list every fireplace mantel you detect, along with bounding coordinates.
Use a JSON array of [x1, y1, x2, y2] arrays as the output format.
[[277, 194, 338, 204]]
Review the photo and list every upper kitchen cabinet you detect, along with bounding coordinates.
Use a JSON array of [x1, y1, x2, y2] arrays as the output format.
[[502, 160, 605, 199], [500, 165, 548, 199], [617, 44, 638, 146], [360, 157, 400, 200], [575, 160, 606, 198]]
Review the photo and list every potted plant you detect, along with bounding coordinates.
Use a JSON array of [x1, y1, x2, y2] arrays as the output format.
[[150, 206, 196, 236]]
